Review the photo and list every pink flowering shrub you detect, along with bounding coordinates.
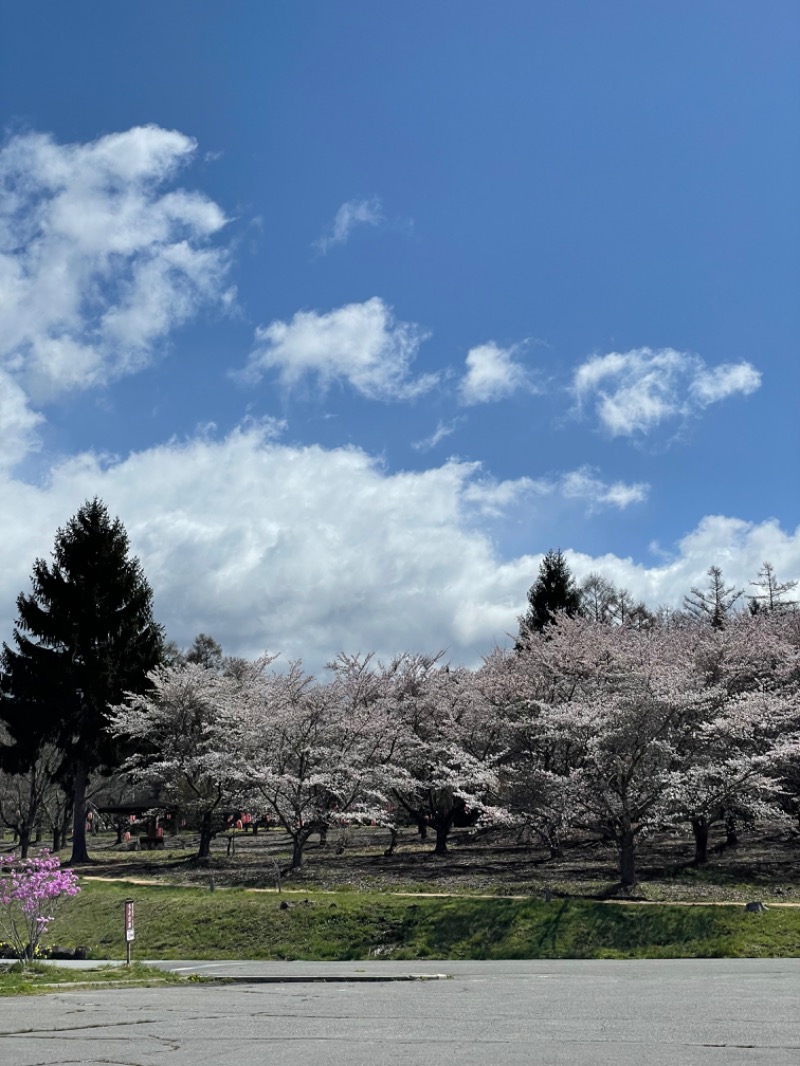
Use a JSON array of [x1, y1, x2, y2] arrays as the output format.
[[0, 850, 80, 963]]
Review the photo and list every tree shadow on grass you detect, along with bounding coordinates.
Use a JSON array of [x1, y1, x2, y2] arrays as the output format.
[[583, 903, 722, 956], [410, 897, 728, 959]]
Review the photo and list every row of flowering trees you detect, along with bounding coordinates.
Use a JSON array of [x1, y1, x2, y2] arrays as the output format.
[[109, 610, 800, 887], [486, 611, 800, 885]]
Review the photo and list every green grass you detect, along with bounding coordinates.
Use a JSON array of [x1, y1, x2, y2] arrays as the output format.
[[0, 962, 187, 997], [41, 880, 800, 962]]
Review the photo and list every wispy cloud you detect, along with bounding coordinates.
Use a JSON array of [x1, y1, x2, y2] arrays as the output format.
[[462, 466, 648, 517], [313, 197, 383, 254], [560, 466, 649, 510], [572, 347, 761, 438], [462, 474, 548, 517], [412, 419, 460, 452], [690, 362, 762, 404], [239, 297, 438, 401], [458, 341, 539, 405]]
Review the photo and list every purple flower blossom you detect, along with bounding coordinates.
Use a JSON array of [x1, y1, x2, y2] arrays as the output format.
[[0, 850, 80, 963]]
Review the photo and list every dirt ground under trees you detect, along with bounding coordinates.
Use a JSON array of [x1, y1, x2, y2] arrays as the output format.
[[76, 822, 800, 904]]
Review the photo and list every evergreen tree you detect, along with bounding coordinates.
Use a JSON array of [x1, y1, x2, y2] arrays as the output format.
[[747, 561, 798, 615], [683, 565, 743, 629], [517, 548, 581, 644], [0, 499, 163, 863], [185, 633, 224, 671]]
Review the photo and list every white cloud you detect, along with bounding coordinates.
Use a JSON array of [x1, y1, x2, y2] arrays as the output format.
[[565, 514, 800, 616], [690, 362, 762, 405], [0, 426, 534, 668], [0, 428, 795, 673], [458, 341, 537, 405], [0, 369, 44, 470], [313, 197, 383, 254], [572, 347, 761, 437], [462, 474, 549, 518], [412, 419, 460, 452], [462, 467, 647, 517], [241, 297, 438, 401], [0, 126, 232, 403], [559, 467, 649, 510]]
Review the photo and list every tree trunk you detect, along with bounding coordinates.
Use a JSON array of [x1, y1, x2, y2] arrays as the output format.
[[68, 763, 91, 865], [384, 827, 398, 856], [198, 813, 214, 859], [392, 793, 428, 840], [691, 817, 709, 865], [434, 817, 453, 856], [546, 828, 563, 859], [17, 825, 31, 860], [619, 829, 636, 889], [291, 836, 306, 868], [725, 814, 739, 848], [54, 805, 71, 857]]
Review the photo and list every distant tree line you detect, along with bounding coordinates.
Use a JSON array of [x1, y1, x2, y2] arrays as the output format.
[[1, 502, 798, 890]]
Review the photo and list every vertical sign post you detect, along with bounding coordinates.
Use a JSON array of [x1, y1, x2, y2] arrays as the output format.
[[124, 898, 135, 966]]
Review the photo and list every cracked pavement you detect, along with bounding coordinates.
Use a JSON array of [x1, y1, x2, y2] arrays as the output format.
[[1, 959, 799, 1065]]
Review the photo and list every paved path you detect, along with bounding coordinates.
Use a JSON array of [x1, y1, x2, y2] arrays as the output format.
[[2, 959, 798, 1065]]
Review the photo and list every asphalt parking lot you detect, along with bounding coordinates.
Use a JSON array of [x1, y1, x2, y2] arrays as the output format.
[[1, 959, 798, 1066]]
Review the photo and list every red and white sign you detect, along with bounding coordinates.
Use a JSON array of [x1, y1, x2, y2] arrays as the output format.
[[125, 899, 135, 942]]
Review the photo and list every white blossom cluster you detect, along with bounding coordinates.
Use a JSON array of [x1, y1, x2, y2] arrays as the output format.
[[108, 611, 800, 883]]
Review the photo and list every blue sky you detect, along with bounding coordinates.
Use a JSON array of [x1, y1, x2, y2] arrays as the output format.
[[1, 2, 798, 669]]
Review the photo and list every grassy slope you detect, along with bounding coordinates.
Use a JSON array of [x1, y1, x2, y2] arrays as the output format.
[[0, 963, 185, 997], [45, 881, 800, 961]]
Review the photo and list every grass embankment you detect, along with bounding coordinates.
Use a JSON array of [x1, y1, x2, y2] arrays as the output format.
[[0, 962, 186, 997], [43, 881, 800, 961]]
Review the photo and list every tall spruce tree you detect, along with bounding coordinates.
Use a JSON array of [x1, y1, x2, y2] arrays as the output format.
[[0, 499, 163, 863], [517, 548, 581, 645]]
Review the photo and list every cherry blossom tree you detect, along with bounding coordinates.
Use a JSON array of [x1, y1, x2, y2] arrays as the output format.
[[240, 659, 394, 869], [109, 660, 265, 858], [379, 654, 508, 855], [678, 612, 800, 854], [508, 616, 705, 888], [106, 610, 800, 884], [501, 610, 800, 880], [480, 646, 579, 858]]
